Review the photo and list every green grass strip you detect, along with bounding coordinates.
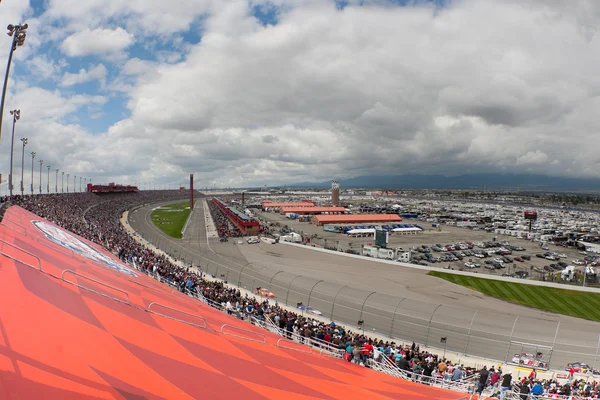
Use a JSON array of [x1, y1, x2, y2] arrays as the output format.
[[428, 271, 600, 322], [150, 201, 191, 239]]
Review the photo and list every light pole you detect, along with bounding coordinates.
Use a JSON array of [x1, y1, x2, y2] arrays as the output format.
[[55, 169, 58, 193], [46, 165, 50, 193], [19, 137, 27, 196], [0, 24, 28, 144], [38, 159, 43, 194], [73, 175, 76, 192], [66, 173, 69, 193], [84, 177, 86, 192], [30, 151, 35, 195], [61, 172, 64, 193], [8, 109, 20, 197], [79, 176, 81, 192]]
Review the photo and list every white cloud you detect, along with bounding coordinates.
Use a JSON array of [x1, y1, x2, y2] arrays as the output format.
[[517, 151, 549, 166], [60, 28, 135, 57], [26, 55, 67, 81], [7, 0, 600, 187], [60, 64, 107, 87]]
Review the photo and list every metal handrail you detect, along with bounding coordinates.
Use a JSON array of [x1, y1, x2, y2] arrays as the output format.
[[61, 269, 131, 305], [36, 235, 75, 258], [147, 302, 207, 329], [220, 324, 267, 343], [0, 250, 42, 272], [276, 337, 312, 354], [2, 219, 27, 235], [261, 321, 344, 357], [0, 238, 42, 271]]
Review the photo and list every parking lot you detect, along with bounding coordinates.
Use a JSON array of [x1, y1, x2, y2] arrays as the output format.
[[255, 210, 594, 283]]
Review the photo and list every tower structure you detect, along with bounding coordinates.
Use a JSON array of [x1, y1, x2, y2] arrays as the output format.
[[331, 180, 340, 206]]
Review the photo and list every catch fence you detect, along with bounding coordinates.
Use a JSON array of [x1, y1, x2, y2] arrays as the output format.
[[137, 226, 600, 371]]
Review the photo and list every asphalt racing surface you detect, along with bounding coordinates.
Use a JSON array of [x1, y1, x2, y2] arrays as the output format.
[[128, 199, 600, 370]]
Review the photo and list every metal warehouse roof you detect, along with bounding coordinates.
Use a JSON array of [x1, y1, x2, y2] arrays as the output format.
[[281, 206, 346, 213], [262, 202, 316, 207], [313, 214, 403, 224]]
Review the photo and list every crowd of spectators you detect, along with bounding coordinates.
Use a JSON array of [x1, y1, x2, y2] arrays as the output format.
[[10, 192, 599, 398], [513, 375, 600, 399], [207, 199, 242, 238]]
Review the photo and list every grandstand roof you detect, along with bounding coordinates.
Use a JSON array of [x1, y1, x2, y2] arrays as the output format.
[[280, 206, 346, 214], [0, 205, 459, 399], [313, 214, 403, 225]]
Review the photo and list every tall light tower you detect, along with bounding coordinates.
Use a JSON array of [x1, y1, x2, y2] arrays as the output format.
[[30, 151, 35, 195], [66, 173, 69, 193], [19, 137, 27, 196], [8, 109, 20, 197], [79, 176, 81, 192], [73, 175, 76, 192], [84, 177, 87, 192], [61, 171, 64, 193], [38, 159, 43, 194], [46, 165, 50, 193], [55, 169, 59, 193], [0, 24, 28, 144]]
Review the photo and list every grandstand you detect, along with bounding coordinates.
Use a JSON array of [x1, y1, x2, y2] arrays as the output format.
[[0, 204, 467, 399], [213, 198, 261, 235]]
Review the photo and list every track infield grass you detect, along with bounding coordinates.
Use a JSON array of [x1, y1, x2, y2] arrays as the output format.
[[428, 271, 600, 322], [151, 201, 191, 239]]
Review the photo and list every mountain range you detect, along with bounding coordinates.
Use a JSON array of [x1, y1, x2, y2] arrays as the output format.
[[284, 174, 600, 191]]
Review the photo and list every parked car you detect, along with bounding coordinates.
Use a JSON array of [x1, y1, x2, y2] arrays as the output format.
[[514, 256, 523, 262], [521, 255, 531, 261]]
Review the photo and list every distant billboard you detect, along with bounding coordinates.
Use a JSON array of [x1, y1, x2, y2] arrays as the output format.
[[375, 230, 388, 248], [524, 211, 538, 221]]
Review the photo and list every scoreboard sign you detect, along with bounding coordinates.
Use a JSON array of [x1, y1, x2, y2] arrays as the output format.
[[375, 230, 389, 248], [524, 211, 538, 221]]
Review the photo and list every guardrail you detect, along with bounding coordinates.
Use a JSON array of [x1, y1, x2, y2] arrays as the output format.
[[147, 302, 207, 329], [61, 269, 131, 304], [0, 238, 42, 271]]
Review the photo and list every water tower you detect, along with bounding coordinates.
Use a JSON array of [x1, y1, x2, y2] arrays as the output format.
[[331, 180, 340, 206]]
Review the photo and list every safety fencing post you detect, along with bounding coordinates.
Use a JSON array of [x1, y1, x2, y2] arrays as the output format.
[[359, 291, 377, 325], [504, 316, 519, 362], [268, 270, 285, 291], [389, 297, 406, 338], [285, 275, 303, 305], [252, 267, 269, 291], [330, 285, 347, 320], [593, 335, 600, 370], [463, 310, 478, 355], [306, 280, 324, 314], [425, 304, 442, 347], [237, 262, 252, 287]]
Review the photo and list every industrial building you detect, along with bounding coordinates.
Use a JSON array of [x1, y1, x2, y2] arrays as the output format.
[[312, 214, 402, 226], [279, 206, 346, 215], [261, 201, 315, 210]]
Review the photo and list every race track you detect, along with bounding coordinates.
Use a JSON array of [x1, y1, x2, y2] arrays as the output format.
[[127, 199, 600, 370]]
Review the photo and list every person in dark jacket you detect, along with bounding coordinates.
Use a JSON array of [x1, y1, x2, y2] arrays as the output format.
[[397, 356, 409, 371], [499, 372, 512, 400], [519, 381, 531, 400], [477, 366, 489, 396]]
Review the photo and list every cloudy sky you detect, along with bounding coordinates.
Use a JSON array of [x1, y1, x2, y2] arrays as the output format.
[[0, 0, 599, 190]]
